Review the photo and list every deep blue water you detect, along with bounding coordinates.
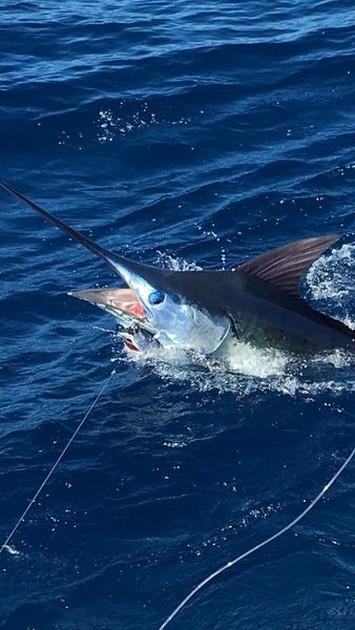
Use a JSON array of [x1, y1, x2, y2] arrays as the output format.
[[1, 1, 355, 628]]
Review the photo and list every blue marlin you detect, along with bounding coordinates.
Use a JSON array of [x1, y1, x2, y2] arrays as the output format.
[[1, 180, 354, 356]]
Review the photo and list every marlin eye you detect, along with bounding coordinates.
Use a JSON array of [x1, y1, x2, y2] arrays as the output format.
[[148, 290, 165, 305]]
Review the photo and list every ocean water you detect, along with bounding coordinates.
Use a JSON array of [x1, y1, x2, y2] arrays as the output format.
[[1, 1, 355, 628]]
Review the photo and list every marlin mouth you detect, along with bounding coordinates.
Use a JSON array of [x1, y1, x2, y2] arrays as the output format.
[[69, 287, 159, 352]]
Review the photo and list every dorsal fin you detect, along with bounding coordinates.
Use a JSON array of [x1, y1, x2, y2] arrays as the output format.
[[238, 234, 342, 299]]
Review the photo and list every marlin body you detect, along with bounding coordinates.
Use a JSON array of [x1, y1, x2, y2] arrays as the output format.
[[1, 180, 354, 358]]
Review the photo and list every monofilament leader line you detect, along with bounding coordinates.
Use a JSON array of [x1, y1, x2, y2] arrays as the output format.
[[157, 438, 355, 630], [0, 368, 116, 556]]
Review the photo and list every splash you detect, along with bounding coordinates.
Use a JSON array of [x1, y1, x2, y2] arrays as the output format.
[[305, 242, 355, 327], [121, 341, 355, 399], [95, 103, 190, 145], [154, 252, 202, 272], [95, 107, 159, 145]]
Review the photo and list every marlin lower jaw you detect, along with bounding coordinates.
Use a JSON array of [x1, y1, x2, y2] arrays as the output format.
[[118, 326, 160, 353]]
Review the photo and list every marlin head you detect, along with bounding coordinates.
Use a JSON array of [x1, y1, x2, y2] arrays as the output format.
[[69, 276, 230, 355], [0, 180, 229, 355]]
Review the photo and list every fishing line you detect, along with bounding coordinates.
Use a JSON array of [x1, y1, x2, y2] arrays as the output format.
[[157, 409, 355, 630], [0, 368, 116, 556]]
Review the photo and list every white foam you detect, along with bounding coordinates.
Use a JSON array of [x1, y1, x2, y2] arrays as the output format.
[[119, 337, 355, 398], [220, 338, 289, 378]]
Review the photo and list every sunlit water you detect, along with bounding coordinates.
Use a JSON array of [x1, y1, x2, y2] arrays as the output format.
[[1, 2, 355, 630]]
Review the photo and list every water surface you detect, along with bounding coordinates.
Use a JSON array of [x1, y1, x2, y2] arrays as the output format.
[[1, 1, 355, 629]]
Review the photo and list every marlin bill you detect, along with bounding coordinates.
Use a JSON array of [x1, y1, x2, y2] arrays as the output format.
[[1, 180, 354, 358]]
